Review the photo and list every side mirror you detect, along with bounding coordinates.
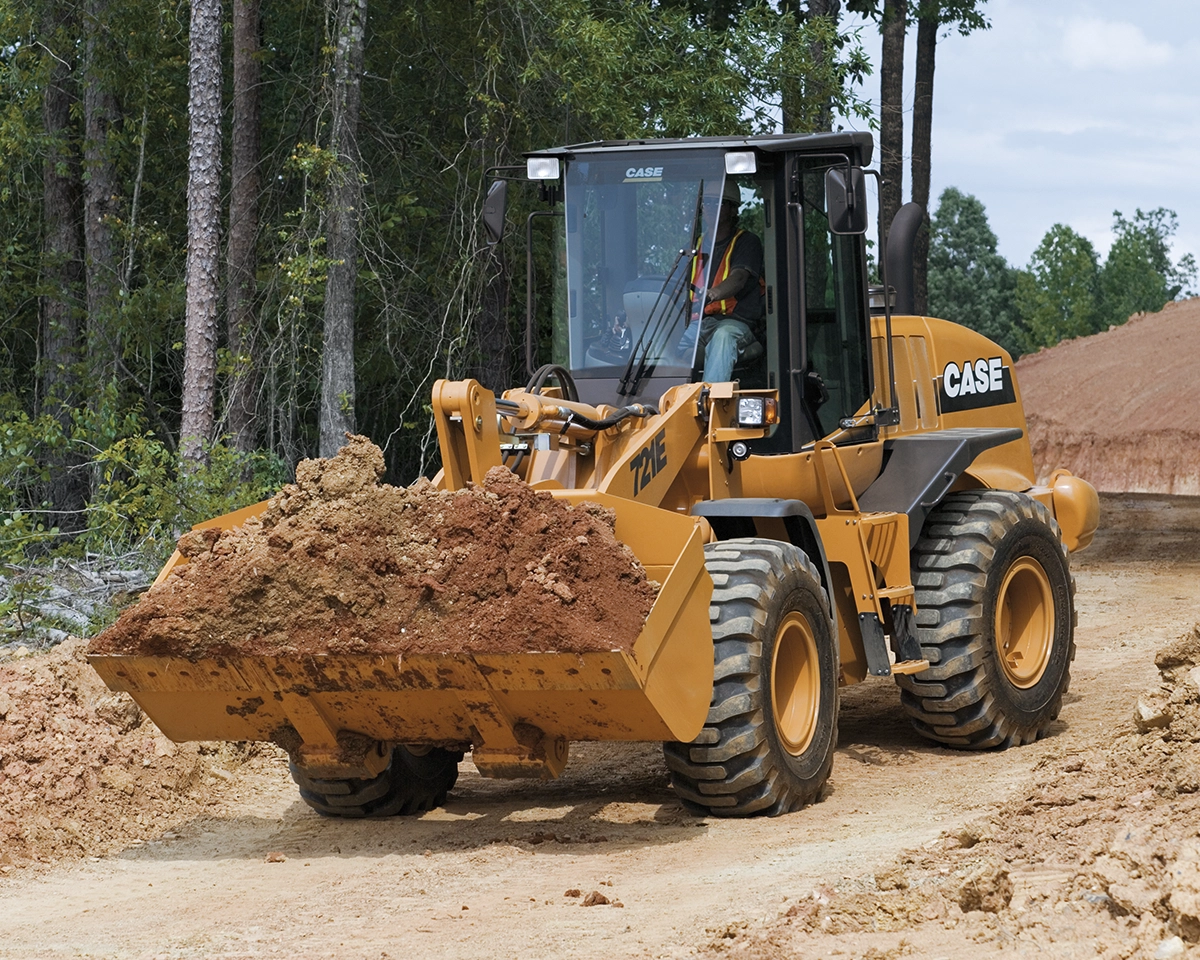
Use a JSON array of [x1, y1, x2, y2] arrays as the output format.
[[482, 179, 508, 244], [825, 166, 868, 235]]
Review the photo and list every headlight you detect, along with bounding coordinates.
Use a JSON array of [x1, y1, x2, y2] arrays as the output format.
[[737, 396, 778, 427]]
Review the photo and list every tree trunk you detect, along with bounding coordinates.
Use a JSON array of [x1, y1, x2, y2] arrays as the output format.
[[319, 0, 367, 458], [911, 7, 937, 315], [82, 0, 121, 386], [807, 0, 842, 132], [781, 1, 842, 132], [40, 0, 88, 531], [226, 0, 262, 454], [180, 0, 223, 465], [879, 0, 906, 236]]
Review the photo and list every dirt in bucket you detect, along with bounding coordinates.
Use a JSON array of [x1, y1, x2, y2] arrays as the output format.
[[90, 436, 659, 660]]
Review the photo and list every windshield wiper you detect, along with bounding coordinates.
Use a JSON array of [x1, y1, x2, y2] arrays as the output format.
[[617, 181, 707, 397], [616, 249, 693, 397]]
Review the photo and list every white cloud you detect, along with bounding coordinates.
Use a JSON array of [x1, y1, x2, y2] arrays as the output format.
[[1062, 18, 1173, 72], [834, 0, 1200, 265]]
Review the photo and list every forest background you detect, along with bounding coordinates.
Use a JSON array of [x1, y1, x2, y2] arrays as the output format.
[[0, 0, 1194, 603]]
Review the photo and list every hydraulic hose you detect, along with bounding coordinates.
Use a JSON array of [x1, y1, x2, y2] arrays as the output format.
[[558, 403, 659, 433], [525, 364, 579, 403], [494, 397, 659, 434]]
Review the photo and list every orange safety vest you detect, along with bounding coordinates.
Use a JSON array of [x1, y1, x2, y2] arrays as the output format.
[[691, 229, 744, 316], [691, 231, 763, 319]]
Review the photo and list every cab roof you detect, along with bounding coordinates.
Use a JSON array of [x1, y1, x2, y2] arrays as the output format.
[[526, 131, 874, 166]]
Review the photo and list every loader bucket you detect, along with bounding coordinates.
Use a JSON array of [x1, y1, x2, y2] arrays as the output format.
[[88, 492, 714, 780]]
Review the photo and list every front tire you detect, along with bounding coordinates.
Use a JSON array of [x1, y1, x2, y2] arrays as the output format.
[[290, 745, 462, 818], [664, 539, 839, 816], [897, 490, 1076, 748]]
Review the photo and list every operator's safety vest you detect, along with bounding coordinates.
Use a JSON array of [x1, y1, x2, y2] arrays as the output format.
[[689, 230, 764, 318]]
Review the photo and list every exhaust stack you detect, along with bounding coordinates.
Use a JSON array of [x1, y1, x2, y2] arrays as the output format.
[[884, 202, 924, 315]]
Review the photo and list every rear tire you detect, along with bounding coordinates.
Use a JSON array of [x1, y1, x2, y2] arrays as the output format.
[[290, 745, 462, 818], [897, 490, 1076, 748], [664, 539, 838, 817]]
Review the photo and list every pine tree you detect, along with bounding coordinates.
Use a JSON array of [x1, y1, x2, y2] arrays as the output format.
[[927, 187, 1021, 356]]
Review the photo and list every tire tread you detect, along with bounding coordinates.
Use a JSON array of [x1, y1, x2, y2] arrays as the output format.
[[897, 490, 1076, 749], [664, 539, 838, 817]]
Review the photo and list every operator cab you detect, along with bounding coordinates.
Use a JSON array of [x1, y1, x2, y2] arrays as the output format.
[[519, 134, 880, 453]]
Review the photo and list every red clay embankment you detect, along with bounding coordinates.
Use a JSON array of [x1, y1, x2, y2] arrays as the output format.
[[1016, 297, 1200, 494]]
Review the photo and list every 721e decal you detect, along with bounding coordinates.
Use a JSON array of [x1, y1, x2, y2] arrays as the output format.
[[630, 428, 668, 496]]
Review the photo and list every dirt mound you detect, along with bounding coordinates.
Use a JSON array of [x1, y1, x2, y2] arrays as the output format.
[[1016, 297, 1200, 493], [90, 436, 657, 660], [708, 625, 1200, 958], [0, 640, 259, 870]]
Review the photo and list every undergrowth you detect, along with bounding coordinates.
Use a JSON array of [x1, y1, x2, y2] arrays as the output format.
[[0, 387, 289, 647]]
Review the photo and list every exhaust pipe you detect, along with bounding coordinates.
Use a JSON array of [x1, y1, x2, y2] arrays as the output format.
[[884, 202, 924, 316]]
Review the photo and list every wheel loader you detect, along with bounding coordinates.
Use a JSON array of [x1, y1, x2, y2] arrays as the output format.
[[88, 132, 1099, 818]]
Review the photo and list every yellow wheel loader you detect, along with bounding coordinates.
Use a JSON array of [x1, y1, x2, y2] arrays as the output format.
[[89, 133, 1099, 818]]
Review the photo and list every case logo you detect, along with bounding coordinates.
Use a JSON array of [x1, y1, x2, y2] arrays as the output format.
[[939, 357, 1016, 413], [624, 166, 664, 182]]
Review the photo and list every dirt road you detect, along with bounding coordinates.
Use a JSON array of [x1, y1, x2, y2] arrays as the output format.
[[1, 494, 1198, 960]]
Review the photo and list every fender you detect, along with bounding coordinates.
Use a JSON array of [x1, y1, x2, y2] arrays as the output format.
[[857, 427, 1025, 547], [690, 498, 835, 622]]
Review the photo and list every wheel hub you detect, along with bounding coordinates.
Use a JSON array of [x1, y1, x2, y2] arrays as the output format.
[[995, 556, 1055, 688], [771, 611, 820, 755]]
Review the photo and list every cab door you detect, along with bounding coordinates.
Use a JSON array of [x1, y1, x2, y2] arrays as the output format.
[[784, 155, 875, 450]]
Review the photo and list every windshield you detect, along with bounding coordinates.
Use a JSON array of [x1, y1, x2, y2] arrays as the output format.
[[553, 151, 727, 374]]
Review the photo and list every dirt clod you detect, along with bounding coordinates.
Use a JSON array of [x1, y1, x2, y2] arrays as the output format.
[[90, 436, 657, 660], [875, 866, 909, 891], [956, 862, 1012, 913], [581, 890, 610, 906]]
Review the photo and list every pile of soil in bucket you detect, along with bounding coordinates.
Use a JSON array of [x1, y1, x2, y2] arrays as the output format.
[[90, 436, 658, 660]]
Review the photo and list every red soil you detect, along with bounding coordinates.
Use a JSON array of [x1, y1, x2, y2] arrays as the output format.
[[89, 436, 657, 660], [1016, 297, 1200, 493]]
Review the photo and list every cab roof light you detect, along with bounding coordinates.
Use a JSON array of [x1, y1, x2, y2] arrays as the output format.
[[527, 157, 560, 181], [724, 151, 757, 175]]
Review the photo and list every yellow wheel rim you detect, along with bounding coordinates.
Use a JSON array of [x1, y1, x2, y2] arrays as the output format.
[[994, 556, 1055, 689], [771, 611, 820, 756]]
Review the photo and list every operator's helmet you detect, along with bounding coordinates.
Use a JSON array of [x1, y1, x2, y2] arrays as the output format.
[[722, 180, 741, 208]]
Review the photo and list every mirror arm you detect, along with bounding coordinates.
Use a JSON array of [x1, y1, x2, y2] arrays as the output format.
[[864, 169, 900, 428], [484, 165, 527, 181]]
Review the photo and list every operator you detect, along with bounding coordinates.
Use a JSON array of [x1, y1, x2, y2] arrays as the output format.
[[677, 179, 765, 383]]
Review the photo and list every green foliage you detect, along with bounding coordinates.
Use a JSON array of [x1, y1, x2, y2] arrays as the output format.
[[524, 1, 872, 138], [1100, 208, 1198, 328], [847, 0, 989, 33], [928, 189, 1200, 358], [1015, 224, 1103, 350], [87, 434, 288, 559], [0, 396, 65, 563], [0, 388, 288, 565], [926, 187, 1022, 357], [1012, 208, 1198, 353]]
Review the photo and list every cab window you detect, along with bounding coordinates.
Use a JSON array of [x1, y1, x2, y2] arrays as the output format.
[[801, 165, 872, 437]]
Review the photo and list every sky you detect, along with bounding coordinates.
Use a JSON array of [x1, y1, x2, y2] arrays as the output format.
[[834, 0, 1200, 270]]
